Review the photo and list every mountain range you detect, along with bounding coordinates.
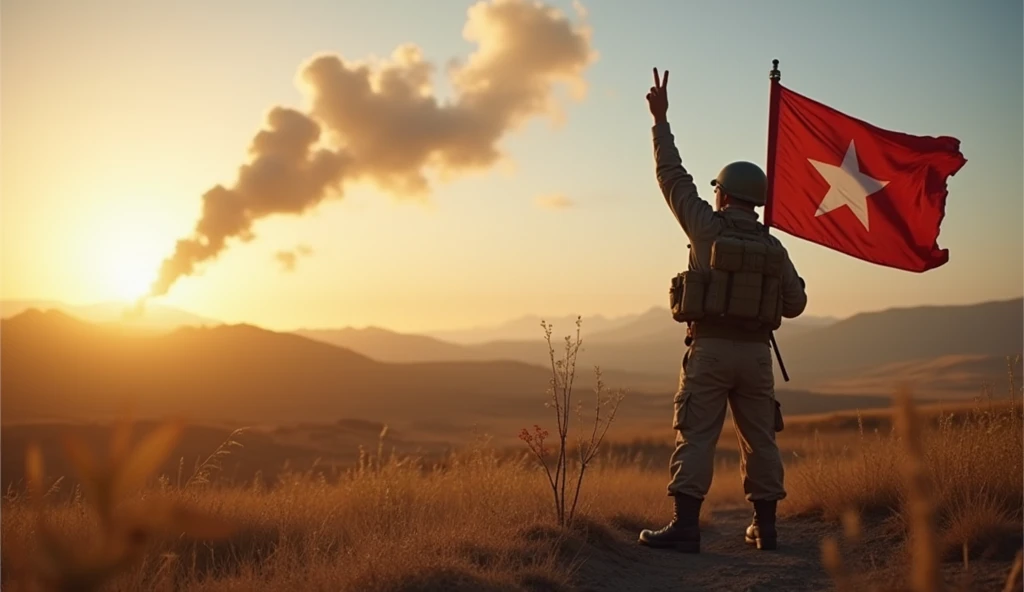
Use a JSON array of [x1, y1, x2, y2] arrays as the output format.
[[421, 308, 840, 345], [294, 308, 836, 365], [2, 297, 1020, 434], [0, 299, 218, 332], [295, 299, 1022, 398], [2, 304, 950, 436], [0, 308, 670, 428]]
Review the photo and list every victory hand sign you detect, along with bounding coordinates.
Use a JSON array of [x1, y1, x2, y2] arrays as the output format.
[[646, 67, 669, 124]]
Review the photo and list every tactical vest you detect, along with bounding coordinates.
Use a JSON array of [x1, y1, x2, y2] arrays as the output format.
[[669, 216, 786, 333]]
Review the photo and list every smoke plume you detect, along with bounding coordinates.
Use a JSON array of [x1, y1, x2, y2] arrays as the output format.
[[275, 244, 313, 272], [147, 0, 595, 299], [534, 192, 575, 210]]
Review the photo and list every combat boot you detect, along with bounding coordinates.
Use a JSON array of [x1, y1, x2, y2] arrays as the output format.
[[638, 494, 702, 553], [744, 500, 777, 550]]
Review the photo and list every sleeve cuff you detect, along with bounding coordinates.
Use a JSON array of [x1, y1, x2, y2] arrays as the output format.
[[652, 120, 672, 138]]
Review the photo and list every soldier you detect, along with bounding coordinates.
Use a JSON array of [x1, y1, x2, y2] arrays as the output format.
[[637, 68, 808, 553]]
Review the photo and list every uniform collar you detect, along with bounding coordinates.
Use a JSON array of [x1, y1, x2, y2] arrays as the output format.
[[720, 206, 761, 223]]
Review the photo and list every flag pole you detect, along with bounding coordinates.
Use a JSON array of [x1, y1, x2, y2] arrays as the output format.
[[765, 58, 781, 228], [764, 58, 790, 382]]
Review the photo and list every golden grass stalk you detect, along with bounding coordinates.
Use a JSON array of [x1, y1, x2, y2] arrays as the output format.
[[893, 387, 941, 592], [1003, 551, 1023, 592], [819, 373, 1023, 592], [16, 419, 238, 591]]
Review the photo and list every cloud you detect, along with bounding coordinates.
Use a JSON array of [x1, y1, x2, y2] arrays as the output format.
[[147, 0, 596, 300], [275, 244, 314, 272], [275, 251, 298, 272], [534, 193, 575, 210]]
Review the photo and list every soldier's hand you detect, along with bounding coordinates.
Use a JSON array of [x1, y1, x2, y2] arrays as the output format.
[[646, 67, 669, 124]]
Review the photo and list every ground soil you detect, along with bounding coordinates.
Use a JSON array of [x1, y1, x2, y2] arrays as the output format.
[[566, 507, 1019, 592]]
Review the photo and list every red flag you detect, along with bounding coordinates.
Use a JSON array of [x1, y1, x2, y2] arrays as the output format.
[[766, 84, 967, 272]]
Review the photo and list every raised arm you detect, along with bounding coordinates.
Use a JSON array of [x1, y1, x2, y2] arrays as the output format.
[[646, 68, 718, 240]]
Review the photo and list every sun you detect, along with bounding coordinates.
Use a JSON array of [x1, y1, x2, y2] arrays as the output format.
[[86, 205, 172, 305], [78, 197, 180, 306], [102, 247, 158, 303]]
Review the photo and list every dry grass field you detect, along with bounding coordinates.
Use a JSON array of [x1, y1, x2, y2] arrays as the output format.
[[3, 396, 1021, 590], [2, 346, 1022, 591]]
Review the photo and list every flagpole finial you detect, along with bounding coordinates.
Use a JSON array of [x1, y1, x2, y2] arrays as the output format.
[[770, 59, 781, 81]]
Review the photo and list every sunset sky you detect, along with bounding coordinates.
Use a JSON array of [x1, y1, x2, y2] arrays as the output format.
[[3, 0, 1021, 333]]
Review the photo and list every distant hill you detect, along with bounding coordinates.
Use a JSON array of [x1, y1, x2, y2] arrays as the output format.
[[0, 309, 670, 428], [585, 307, 838, 343], [778, 298, 1024, 394], [294, 326, 482, 363], [812, 354, 1019, 399], [423, 306, 839, 345], [4, 296, 1017, 443], [0, 299, 219, 332], [424, 311, 643, 344], [296, 308, 837, 367], [586, 307, 677, 342], [297, 298, 1023, 400], [1, 308, 914, 446]]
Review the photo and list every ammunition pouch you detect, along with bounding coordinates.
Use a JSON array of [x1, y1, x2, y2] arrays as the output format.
[[668, 217, 788, 334], [670, 271, 707, 324]]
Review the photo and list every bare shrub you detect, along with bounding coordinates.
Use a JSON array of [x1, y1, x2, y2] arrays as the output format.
[[518, 317, 625, 527]]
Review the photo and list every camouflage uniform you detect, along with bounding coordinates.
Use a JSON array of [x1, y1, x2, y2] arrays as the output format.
[[639, 121, 807, 553]]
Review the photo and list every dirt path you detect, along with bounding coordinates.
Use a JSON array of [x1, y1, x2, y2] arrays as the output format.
[[564, 507, 1016, 592], [566, 507, 837, 592]]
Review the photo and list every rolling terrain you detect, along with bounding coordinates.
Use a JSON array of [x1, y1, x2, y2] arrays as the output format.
[[421, 310, 651, 344], [1, 302, 1020, 590], [0, 308, 898, 422], [297, 307, 835, 367], [776, 298, 1023, 390], [297, 298, 1023, 400], [2, 394, 1020, 591], [0, 309, 668, 427], [0, 299, 219, 333], [11, 297, 1018, 403], [4, 298, 1019, 437]]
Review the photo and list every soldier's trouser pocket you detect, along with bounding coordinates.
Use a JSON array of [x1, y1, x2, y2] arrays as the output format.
[[773, 400, 784, 432], [673, 345, 697, 431]]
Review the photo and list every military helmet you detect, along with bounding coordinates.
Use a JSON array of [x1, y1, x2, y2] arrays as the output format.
[[710, 161, 767, 206]]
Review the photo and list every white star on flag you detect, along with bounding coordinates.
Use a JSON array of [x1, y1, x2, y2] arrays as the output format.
[[808, 140, 889, 231]]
